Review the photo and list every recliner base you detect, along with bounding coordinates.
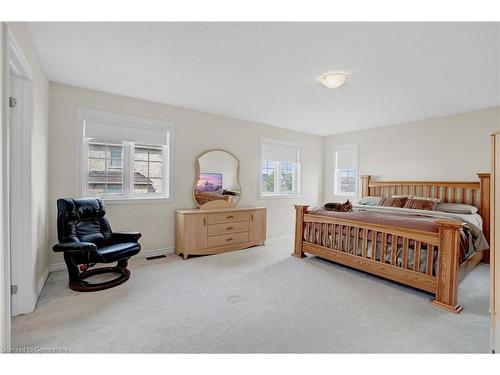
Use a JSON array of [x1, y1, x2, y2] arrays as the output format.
[[64, 254, 130, 292], [68, 264, 131, 292]]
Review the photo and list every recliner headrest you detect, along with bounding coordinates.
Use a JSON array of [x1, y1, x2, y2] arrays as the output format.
[[57, 197, 106, 221]]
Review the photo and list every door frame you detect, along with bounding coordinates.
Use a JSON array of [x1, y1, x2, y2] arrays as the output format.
[[1, 21, 10, 351], [4, 28, 35, 320], [492, 133, 499, 353]]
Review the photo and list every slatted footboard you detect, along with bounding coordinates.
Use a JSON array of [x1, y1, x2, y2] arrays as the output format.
[[293, 205, 465, 313]]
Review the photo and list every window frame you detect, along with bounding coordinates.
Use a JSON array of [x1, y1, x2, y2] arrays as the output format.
[[77, 108, 175, 205], [259, 137, 301, 199], [332, 143, 359, 198]]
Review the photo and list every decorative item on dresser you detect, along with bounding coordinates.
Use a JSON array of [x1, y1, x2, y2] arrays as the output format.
[[176, 207, 267, 259], [293, 173, 490, 313], [491, 131, 499, 352]]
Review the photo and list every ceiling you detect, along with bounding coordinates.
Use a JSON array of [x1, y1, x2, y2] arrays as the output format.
[[27, 22, 500, 136]]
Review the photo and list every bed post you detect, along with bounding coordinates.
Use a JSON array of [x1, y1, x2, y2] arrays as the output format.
[[292, 205, 308, 258], [432, 220, 464, 313], [360, 175, 371, 197], [477, 173, 491, 263]]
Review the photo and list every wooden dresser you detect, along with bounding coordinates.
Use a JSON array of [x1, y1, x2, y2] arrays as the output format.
[[175, 207, 267, 259]]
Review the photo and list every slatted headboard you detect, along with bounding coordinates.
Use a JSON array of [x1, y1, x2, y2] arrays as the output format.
[[360, 173, 491, 243]]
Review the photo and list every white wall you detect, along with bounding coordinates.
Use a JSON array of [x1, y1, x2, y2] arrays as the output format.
[[48, 83, 324, 267], [324, 107, 500, 202], [6, 23, 50, 311]]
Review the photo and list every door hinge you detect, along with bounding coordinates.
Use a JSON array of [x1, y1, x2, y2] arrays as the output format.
[[11, 285, 18, 295], [9, 96, 17, 108]]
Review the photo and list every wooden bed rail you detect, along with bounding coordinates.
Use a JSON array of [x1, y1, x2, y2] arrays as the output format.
[[293, 205, 465, 313]]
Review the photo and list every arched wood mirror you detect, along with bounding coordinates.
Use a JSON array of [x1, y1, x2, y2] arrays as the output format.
[[193, 149, 241, 208]]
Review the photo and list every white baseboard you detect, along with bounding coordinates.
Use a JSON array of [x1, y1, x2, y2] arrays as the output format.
[[142, 246, 175, 258], [48, 263, 66, 272], [47, 246, 175, 273], [35, 268, 49, 300], [268, 230, 294, 238]]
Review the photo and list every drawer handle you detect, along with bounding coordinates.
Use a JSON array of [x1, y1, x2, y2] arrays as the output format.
[[227, 226, 234, 230], [203, 218, 207, 225], [227, 215, 234, 219], [251, 214, 254, 221], [226, 237, 234, 242]]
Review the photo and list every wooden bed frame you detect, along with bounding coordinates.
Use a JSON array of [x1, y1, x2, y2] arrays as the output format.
[[293, 173, 490, 313]]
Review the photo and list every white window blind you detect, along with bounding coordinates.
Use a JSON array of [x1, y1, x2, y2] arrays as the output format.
[[335, 147, 357, 170], [85, 121, 169, 145], [261, 142, 299, 163]]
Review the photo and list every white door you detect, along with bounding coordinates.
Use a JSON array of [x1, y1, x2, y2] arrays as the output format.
[[9, 73, 33, 317]]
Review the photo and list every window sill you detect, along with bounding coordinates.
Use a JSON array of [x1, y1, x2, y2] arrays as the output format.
[[330, 193, 357, 201], [259, 194, 302, 200], [101, 196, 172, 205]]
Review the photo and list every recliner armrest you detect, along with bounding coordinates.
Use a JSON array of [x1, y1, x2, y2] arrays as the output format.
[[53, 241, 97, 253], [110, 232, 142, 243]]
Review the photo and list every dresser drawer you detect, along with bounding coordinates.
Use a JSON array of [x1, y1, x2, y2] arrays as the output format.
[[208, 221, 250, 236], [208, 210, 250, 224], [207, 232, 249, 248]]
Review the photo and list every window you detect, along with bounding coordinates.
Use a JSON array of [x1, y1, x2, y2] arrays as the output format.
[[133, 144, 164, 194], [261, 160, 275, 193], [260, 138, 300, 197], [78, 109, 173, 202], [87, 141, 124, 195], [279, 161, 295, 193], [333, 144, 358, 196], [109, 147, 122, 168]]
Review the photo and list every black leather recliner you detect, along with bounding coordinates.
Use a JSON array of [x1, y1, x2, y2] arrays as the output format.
[[53, 197, 141, 292]]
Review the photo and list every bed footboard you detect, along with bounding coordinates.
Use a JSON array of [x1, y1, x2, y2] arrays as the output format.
[[432, 220, 463, 313], [293, 205, 309, 259], [292, 205, 464, 313]]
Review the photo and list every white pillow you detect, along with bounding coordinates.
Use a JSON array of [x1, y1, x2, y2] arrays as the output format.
[[357, 196, 382, 206], [435, 203, 478, 214]]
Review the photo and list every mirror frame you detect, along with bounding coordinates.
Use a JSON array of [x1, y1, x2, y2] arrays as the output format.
[[193, 148, 242, 208]]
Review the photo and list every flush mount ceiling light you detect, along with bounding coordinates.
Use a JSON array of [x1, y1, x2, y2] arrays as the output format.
[[319, 72, 348, 89]]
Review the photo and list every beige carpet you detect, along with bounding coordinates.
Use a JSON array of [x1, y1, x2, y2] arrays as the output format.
[[12, 235, 490, 353]]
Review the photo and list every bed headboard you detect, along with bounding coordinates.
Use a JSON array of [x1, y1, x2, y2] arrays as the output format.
[[360, 173, 491, 242]]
